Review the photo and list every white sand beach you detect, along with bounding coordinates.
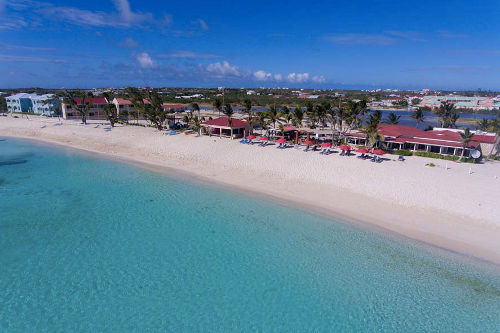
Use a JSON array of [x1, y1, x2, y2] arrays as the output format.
[[2, 116, 500, 264]]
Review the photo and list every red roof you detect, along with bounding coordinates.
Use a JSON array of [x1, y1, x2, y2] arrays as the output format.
[[73, 98, 108, 104], [471, 134, 496, 144], [115, 98, 132, 105], [346, 124, 493, 149], [202, 117, 249, 128], [115, 98, 150, 104]]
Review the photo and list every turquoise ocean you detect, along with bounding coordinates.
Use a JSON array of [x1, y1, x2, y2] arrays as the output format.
[[0, 137, 499, 332]]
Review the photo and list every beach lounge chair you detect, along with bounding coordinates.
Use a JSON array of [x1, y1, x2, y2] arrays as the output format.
[[304, 146, 310, 152], [357, 153, 365, 159], [239, 139, 246, 144], [370, 155, 377, 162], [398, 155, 405, 162], [376, 157, 383, 163], [340, 150, 345, 156]]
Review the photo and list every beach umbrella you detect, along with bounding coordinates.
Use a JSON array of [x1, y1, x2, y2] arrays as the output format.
[[259, 136, 269, 141], [303, 140, 314, 146], [320, 142, 332, 147], [356, 148, 369, 153], [276, 138, 287, 144], [339, 145, 352, 151], [372, 149, 386, 155], [247, 135, 256, 139]]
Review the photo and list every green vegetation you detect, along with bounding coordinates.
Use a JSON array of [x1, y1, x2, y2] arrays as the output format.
[[414, 152, 460, 161], [0, 96, 8, 114], [411, 109, 425, 127], [435, 102, 460, 128], [63, 90, 93, 124], [425, 162, 436, 167], [391, 150, 413, 156], [384, 112, 401, 124]]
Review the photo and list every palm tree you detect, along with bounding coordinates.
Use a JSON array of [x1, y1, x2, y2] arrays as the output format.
[[459, 128, 473, 160], [292, 106, 304, 127], [487, 115, 500, 159], [64, 90, 92, 125], [213, 98, 222, 117], [411, 109, 425, 128], [191, 103, 201, 119], [361, 111, 382, 148], [385, 112, 401, 124], [435, 102, 459, 128], [326, 108, 338, 141], [476, 118, 489, 131], [243, 99, 252, 114], [103, 103, 118, 127], [267, 105, 279, 128], [223, 103, 233, 126]]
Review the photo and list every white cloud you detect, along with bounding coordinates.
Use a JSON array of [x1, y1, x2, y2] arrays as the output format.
[[119, 37, 138, 48], [311, 75, 326, 83], [6, 0, 166, 29], [254, 70, 324, 84], [0, 54, 66, 63], [136, 52, 156, 68], [206, 61, 240, 77], [287, 73, 310, 83], [196, 18, 209, 30], [254, 70, 272, 81]]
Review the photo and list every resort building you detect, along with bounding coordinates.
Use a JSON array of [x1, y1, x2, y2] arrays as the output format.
[[61, 97, 109, 120], [344, 124, 497, 158], [201, 117, 250, 139], [6, 93, 60, 115], [112, 98, 187, 120], [420, 95, 500, 110]]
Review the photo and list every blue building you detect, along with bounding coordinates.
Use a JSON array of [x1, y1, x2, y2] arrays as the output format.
[[6, 93, 60, 115]]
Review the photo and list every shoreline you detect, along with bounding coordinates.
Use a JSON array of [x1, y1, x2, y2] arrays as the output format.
[[1, 116, 500, 265]]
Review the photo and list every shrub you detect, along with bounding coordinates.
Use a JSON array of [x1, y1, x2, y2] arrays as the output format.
[[414, 152, 459, 161], [425, 162, 436, 167], [391, 149, 413, 156]]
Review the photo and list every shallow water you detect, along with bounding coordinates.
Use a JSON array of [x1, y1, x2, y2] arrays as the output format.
[[0, 137, 499, 332]]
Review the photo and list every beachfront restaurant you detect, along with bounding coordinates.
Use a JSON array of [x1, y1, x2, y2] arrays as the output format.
[[201, 117, 250, 139], [343, 124, 494, 157]]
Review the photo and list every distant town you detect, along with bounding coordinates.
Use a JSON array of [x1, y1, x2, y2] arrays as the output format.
[[1, 87, 500, 117]]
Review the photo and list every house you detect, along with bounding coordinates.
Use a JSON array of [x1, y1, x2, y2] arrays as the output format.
[[61, 97, 109, 120], [6, 93, 60, 115], [201, 117, 250, 139], [344, 124, 497, 158]]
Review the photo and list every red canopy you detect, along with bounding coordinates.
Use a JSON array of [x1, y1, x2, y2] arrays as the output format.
[[321, 142, 332, 147], [339, 145, 352, 151], [303, 140, 314, 146], [247, 135, 256, 139], [276, 138, 287, 143], [259, 136, 269, 141], [372, 149, 386, 155], [356, 148, 369, 153]]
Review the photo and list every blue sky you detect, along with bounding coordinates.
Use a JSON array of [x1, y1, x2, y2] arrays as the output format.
[[0, 0, 499, 90]]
